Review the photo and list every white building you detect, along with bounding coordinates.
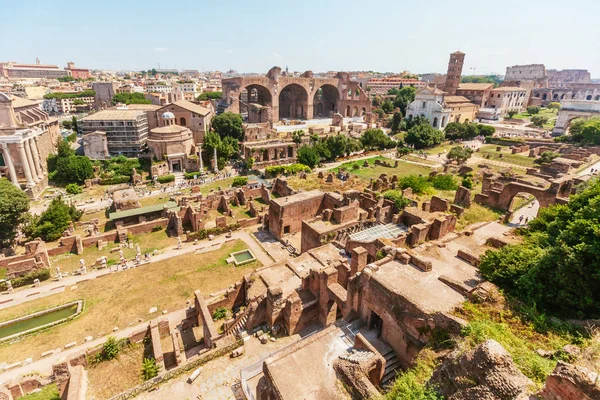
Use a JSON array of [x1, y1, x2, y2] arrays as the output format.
[[485, 87, 529, 116], [145, 83, 173, 94], [405, 87, 451, 129], [177, 81, 200, 101]]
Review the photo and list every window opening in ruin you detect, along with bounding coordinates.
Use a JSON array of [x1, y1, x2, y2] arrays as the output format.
[[369, 310, 383, 337], [284, 225, 291, 234]]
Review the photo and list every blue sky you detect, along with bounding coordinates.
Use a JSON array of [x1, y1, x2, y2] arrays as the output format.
[[1, 0, 599, 77]]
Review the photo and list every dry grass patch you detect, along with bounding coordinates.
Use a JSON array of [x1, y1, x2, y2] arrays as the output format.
[[86, 343, 145, 399], [49, 230, 177, 273], [0, 240, 260, 364], [456, 203, 502, 231]]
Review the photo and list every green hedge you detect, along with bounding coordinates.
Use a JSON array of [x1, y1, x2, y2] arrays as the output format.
[[485, 137, 525, 145], [157, 174, 175, 184], [232, 176, 248, 187], [188, 223, 241, 241], [184, 171, 200, 179], [265, 164, 311, 178], [0, 269, 51, 292], [100, 175, 130, 185]]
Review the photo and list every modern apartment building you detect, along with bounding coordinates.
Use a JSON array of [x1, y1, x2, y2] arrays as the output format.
[[79, 109, 149, 157]]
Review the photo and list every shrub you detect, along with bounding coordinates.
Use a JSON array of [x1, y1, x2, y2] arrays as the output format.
[[188, 223, 241, 240], [534, 151, 560, 165], [352, 163, 361, 170], [157, 174, 175, 184], [212, 307, 228, 320], [66, 132, 77, 142], [531, 115, 549, 127], [184, 171, 199, 179], [91, 336, 126, 364], [447, 146, 473, 163], [65, 183, 82, 195], [527, 106, 541, 115], [265, 164, 311, 178], [383, 190, 411, 211], [429, 174, 458, 190], [232, 176, 248, 187], [151, 225, 163, 232], [297, 145, 320, 168], [0, 269, 50, 292], [397, 175, 431, 195], [141, 357, 159, 380], [461, 177, 474, 189], [100, 175, 130, 185]]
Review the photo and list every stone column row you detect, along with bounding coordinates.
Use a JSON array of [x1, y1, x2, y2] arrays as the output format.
[[0, 143, 20, 188], [17, 142, 35, 187]]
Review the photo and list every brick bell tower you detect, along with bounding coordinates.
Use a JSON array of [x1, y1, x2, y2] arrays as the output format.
[[443, 51, 465, 95]]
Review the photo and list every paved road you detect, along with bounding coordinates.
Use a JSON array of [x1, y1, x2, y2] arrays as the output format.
[[508, 199, 540, 227]]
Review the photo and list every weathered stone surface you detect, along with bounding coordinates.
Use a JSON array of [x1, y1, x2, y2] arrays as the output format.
[[539, 361, 600, 400], [430, 339, 533, 400]]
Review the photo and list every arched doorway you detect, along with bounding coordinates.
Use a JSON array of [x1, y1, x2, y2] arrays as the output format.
[[312, 84, 338, 118], [508, 193, 540, 226], [346, 105, 351, 117], [353, 106, 358, 117], [279, 84, 308, 120], [242, 84, 272, 123], [179, 117, 186, 126]]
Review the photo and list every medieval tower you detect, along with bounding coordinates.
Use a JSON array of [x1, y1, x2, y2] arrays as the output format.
[[443, 51, 465, 95]]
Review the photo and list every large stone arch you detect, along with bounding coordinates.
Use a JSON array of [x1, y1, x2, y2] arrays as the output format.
[[312, 84, 339, 118], [279, 83, 309, 120], [476, 181, 565, 211], [242, 84, 273, 123]]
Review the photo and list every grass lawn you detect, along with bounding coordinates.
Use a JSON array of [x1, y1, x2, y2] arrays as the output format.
[[479, 145, 535, 168], [513, 108, 557, 120], [199, 177, 236, 195], [49, 229, 177, 274], [0, 240, 260, 364], [87, 342, 146, 399], [401, 154, 440, 166], [332, 156, 434, 182], [138, 195, 171, 208], [456, 203, 502, 231], [20, 383, 60, 400]]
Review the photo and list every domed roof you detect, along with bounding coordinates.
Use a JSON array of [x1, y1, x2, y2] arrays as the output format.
[[161, 111, 175, 119]]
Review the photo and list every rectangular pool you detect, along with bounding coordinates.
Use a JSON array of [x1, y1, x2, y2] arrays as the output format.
[[0, 303, 80, 340]]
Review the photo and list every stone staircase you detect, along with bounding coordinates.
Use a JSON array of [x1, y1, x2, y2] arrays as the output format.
[[381, 348, 401, 387], [225, 308, 250, 337], [173, 172, 185, 185]]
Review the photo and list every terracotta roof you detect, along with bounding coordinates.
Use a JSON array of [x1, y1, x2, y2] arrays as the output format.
[[417, 86, 445, 95], [150, 125, 189, 134], [444, 96, 472, 103], [457, 83, 494, 91], [166, 99, 210, 116]]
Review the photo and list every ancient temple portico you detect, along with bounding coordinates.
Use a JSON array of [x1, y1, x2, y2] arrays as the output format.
[[0, 92, 58, 197]]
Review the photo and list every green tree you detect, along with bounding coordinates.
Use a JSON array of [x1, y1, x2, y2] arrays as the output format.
[[55, 155, 93, 184], [392, 86, 416, 116], [297, 145, 320, 169], [381, 99, 394, 114], [202, 131, 239, 170], [534, 151, 560, 165], [245, 157, 255, 170], [0, 178, 30, 248], [390, 112, 406, 133], [111, 92, 151, 105], [446, 146, 473, 163], [61, 120, 72, 130], [506, 110, 518, 119], [360, 129, 395, 150], [580, 118, 600, 145], [383, 190, 411, 211], [197, 91, 222, 101], [547, 102, 561, 112], [530, 115, 549, 128], [26, 197, 82, 242], [291, 130, 304, 146], [405, 123, 444, 149], [478, 124, 495, 137], [211, 112, 244, 140], [65, 183, 82, 194], [444, 122, 465, 140], [526, 106, 541, 115], [71, 116, 78, 134]]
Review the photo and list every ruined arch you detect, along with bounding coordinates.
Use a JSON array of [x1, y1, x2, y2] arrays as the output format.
[[508, 192, 540, 225], [279, 83, 308, 120], [596, 95, 600, 101], [353, 106, 358, 117], [312, 84, 338, 118], [433, 117, 438, 127], [587, 95, 593, 100], [542, 93, 547, 101], [240, 84, 272, 123], [346, 105, 351, 117], [560, 94, 566, 100]]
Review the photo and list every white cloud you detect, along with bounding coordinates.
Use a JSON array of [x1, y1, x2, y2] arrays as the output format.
[[272, 52, 283, 60], [226, 49, 233, 54], [154, 47, 168, 52]]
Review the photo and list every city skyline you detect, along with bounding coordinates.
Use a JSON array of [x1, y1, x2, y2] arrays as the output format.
[[2, 0, 599, 77]]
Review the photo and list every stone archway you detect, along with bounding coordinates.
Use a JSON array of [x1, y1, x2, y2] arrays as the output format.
[[279, 84, 308, 120], [507, 192, 540, 225], [243, 84, 273, 123], [312, 84, 339, 118]]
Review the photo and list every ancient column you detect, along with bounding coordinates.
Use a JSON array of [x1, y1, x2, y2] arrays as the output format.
[[1, 143, 20, 188], [32, 137, 46, 173], [28, 138, 43, 179], [23, 139, 39, 182], [17, 142, 35, 187], [213, 146, 218, 172], [198, 143, 203, 171]]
